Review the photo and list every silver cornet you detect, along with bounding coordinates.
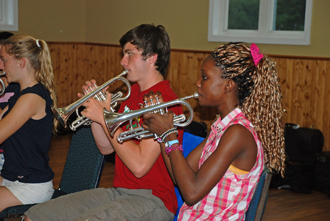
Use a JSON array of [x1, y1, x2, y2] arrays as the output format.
[[52, 70, 131, 131], [0, 72, 6, 96], [103, 92, 198, 143]]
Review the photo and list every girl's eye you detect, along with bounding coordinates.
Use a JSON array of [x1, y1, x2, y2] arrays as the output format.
[[202, 75, 207, 80]]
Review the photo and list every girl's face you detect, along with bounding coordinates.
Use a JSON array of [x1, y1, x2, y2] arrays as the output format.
[[0, 46, 20, 83], [195, 56, 230, 107]]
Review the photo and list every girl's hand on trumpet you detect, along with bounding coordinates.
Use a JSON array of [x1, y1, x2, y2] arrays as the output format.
[[143, 111, 175, 138]]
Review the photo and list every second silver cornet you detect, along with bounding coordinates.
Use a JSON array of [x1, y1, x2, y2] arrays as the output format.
[[104, 92, 198, 143], [52, 70, 131, 130]]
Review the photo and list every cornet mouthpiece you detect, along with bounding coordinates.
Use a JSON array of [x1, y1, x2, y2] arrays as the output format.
[[120, 70, 128, 76]]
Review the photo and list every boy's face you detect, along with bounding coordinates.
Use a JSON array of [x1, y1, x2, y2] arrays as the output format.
[[120, 42, 153, 84]]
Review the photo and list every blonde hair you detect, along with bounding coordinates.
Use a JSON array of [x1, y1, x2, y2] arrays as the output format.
[[213, 42, 285, 176], [4, 34, 59, 133]]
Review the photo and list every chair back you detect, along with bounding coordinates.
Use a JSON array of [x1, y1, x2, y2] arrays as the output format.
[[245, 168, 272, 221], [0, 126, 105, 219], [58, 126, 105, 194]]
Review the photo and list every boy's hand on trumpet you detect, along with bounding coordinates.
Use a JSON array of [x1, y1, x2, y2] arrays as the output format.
[[141, 90, 174, 137], [78, 79, 111, 125]]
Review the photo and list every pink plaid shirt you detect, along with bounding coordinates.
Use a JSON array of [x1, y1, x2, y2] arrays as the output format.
[[178, 108, 264, 221]]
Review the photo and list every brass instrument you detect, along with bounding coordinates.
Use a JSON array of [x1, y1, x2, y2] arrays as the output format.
[[103, 92, 198, 143], [52, 70, 131, 131], [0, 72, 6, 96]]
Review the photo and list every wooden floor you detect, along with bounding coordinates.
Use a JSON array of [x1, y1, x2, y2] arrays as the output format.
[[49, 133, 330, 220]]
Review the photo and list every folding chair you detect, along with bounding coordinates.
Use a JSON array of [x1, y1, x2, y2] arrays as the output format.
[[245, 168, 272, 221], [0, 126, 105, 219]]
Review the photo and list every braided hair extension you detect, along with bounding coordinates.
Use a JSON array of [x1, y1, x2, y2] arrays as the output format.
[[212, 42, 285, 176]]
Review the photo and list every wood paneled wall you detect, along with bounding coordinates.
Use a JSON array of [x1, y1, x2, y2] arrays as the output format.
[[48, 43, 330, 151]]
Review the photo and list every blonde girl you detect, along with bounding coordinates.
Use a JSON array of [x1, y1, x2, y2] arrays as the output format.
[[0, 34, 58, 212]]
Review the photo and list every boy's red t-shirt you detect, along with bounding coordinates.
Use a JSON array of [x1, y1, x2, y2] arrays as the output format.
[[113, 80, 183, 214]]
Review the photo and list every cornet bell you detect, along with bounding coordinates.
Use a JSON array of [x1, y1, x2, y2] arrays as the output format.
[[52, 106, 69, 128]]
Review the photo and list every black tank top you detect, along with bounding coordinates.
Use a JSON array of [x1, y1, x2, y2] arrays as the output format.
[[2, 83, 54, 183]]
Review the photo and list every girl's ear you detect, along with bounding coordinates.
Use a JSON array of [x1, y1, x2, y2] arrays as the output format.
[[18, 58, 26, 69], [225, 79, 237, 93]]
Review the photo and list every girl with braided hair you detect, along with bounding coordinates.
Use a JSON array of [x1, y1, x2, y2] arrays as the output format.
[[0, 34, 58, 212], [143, 42, 285, 220]]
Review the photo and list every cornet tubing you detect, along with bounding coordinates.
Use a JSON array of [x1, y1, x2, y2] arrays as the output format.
[[104, 93, 198, 141], [51, 70, 130, 128]]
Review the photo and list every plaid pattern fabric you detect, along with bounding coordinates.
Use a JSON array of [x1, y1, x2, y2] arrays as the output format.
[[178, 108, 264, 221]]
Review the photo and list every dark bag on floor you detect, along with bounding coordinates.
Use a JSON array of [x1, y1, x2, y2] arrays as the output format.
[[270, 123, 324, 193], [270, 161, 315, 193], [284, 123, 324, 163], [314, 151, 330, 197]]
